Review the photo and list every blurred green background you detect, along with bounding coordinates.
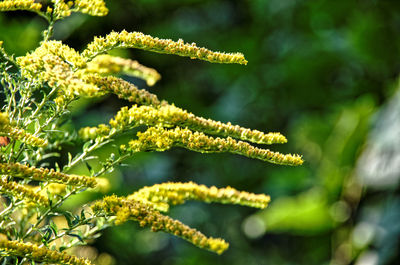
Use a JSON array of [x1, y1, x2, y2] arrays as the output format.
[[1, 0, 400, 264]]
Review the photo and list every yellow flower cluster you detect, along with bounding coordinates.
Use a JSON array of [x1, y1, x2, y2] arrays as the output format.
[[78, 123, 111, 141], [40, 183, 69, 197], [128, 181, 270, 212], [84, 74, 161, 105], [50, 0, 73, 20], [17, 41, 84, 80], [35, 0, 108, 20], [0, 162, 97, 188], [0, 0, 41, 13], [86, 54, 161, 86], [107, 104, 286, 145], [0, 112, 47, 147], [0, 237, 92, 265], [17, 40, 163, 107], [73, 0, 108, 16], [15, 30, 247, 109], [0, 0, 105, 23], [128, 127, 303, 166], [22, 40, 86, 69], [0, 177, 49, 206], [81, 30, 248, 65], [91, 195, 229, 254], [17, 41, 102, 105]]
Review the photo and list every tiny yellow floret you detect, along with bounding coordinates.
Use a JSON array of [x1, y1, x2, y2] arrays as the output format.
[[73, 0, 108, 16]]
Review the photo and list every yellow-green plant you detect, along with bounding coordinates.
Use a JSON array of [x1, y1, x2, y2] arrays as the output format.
[[0, 0, 303, 264]]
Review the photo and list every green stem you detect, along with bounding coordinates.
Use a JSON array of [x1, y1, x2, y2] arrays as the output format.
[[42, 20, 55, 42], [94, 152, 131, 177], [21, 189, 78, 240]]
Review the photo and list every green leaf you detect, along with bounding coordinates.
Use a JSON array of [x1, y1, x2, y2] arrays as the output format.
[[49, 219, 58, 236], [63, 211, 74, 228], [84, 161, 94, 175], [67, 232, 84, 243], [80, 209, 86, 222]]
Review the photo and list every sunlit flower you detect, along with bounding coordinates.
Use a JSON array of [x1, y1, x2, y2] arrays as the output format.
[[128, 126, 303, 166], [92, 195, 229, 254], [128, 181, 270, 212], [82, 30, 248, 65], [0, 0, 41, 13], [0, 177, 49, 206], [86, 54, 161, 86], [0, 112, 47, 147], [0, 162, 97, 188], [0, 238, 92, 265]]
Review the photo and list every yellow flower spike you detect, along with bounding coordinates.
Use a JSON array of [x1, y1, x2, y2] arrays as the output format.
[[0, 238, 92, 265], [91, 195, 229, 254], [0, 162, 97, 188], [0, 177, 49, 206], [0, 112, 47, 147], [86, 54, 161, 86], [84, 75, 161, 106], [0, 0, 42, 13], [107, 104, 286, 145], [81, 30, 248, 65], [128, 127, 303, 166], [127, 181, 270, 212]]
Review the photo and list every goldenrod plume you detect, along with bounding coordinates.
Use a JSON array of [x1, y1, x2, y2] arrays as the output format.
[[128, 127, 303, 166], [92, 195, 229, 254], [81, 30, 247, 65], [0, 177, 49, 206], [0, 162, 97, 188], [0, 113, 47, 147], [128, 181, 270, 212], [86, 54, 161, 86], [84, 75, 161, 105], [0, 0, 41, 13], [0, 237, 92, 265], [107, 104, 286, 145]]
